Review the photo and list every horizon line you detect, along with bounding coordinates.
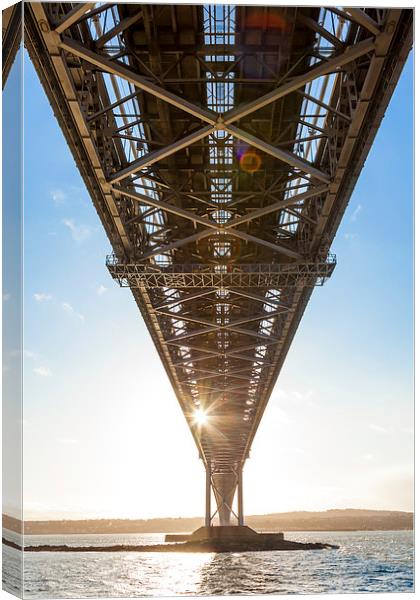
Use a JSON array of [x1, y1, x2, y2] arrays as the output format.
[[3, 506, 414, 523]]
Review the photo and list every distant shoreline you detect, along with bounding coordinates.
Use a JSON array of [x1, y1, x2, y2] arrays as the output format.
[[3, 509, 413, 536], [3, 527, 413, 536]]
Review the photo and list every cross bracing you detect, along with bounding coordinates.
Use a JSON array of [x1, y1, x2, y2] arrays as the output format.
[[23, 3, 412, 526], [106, 255, 337, 288]]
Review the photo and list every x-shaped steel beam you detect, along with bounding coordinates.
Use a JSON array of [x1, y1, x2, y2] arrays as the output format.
[[112, 185, 306, 260], [58, 35, 376, 186]]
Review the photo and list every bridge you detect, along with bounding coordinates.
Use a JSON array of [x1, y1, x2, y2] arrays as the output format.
[[12, 3, 412, 528]]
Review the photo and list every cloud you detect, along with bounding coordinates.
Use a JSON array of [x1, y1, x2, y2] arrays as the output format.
[[343, 232, 359, 241], [96, 285, 107, 296], [50, 185, 90, 209], [350, 203, 362, 222], [34, 292, 52, 302], [293, 389, 316, 405], [33, 366, 52, 377], [363, 453, 374, 461], [62, 219, 92, 243], [50, 188, 66, 206], [62, 302, 84, 322], [3, 293, 10, 302], [369, 424, 389, 434]]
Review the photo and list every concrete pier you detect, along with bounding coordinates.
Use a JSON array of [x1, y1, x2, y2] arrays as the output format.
[[166, 525, 272, 542], [192, 525, 284, 541], [162, 525, 336, 552]]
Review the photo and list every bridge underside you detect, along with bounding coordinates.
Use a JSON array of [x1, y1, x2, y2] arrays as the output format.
[[23, 4, 412, 526], [2, 3, 22, 89]]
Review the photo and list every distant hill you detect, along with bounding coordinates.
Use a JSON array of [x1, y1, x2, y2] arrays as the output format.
[[3, 509, 413, 535]]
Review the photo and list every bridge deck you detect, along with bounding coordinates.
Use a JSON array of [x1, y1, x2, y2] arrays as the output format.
[[24, 3, 412, 525]]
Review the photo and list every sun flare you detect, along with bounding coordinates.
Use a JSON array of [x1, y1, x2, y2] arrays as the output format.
[[193, 408, 208, 426]]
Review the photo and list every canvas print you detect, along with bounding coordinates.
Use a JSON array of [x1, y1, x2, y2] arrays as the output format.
[[2, 2, 414, 597]]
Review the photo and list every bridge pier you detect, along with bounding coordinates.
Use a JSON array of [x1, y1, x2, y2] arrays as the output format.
[[205, 466, 244, 527], [166, 463, 320, 550], [212, 472, 235, 526]]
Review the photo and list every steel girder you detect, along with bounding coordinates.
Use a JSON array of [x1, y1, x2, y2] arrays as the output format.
[[2, 3, 22, 88], [106, 256, 337, 288], [24, 3, 412, 525]]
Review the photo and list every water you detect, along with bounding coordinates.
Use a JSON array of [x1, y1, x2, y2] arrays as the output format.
[[3, 530, 414, 597]]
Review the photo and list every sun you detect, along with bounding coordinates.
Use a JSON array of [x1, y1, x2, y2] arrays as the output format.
[[193, 408, 208, 426]]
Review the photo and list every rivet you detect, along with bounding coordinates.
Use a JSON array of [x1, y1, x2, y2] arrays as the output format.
[[39, 19, 50, 33]]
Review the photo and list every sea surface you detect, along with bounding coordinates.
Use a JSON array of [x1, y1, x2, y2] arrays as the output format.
[[2, 530, 414, 597]]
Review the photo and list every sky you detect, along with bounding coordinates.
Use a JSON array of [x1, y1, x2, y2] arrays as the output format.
[[3, 47, 23, 521], [3, 47, 413, 521]]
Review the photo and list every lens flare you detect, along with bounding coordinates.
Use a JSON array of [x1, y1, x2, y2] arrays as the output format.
[[242, 11, 292, 78], [239, 150, 261, 174], [245, 12, 290, 33], [193, 408, 208, 426]]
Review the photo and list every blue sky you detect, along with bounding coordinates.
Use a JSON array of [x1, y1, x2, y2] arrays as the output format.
[[8, 48, 413, 520], [3, 47, 23, 518]]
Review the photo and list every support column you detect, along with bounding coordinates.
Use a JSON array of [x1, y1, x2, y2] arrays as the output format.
[[212, 473, 236, 525], [205, 467, 211, 527], [237, 468, 244, 526]]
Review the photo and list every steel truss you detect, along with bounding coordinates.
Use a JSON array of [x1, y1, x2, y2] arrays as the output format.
[[2, 3, 22, 88], [107, 255, 336, 288], [24, 3, 412, 525]]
